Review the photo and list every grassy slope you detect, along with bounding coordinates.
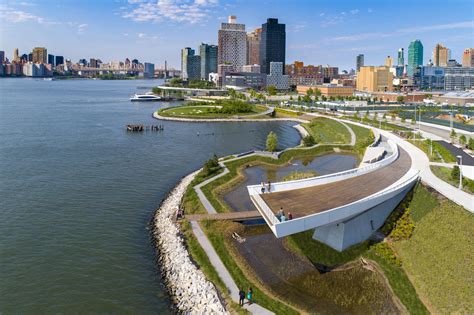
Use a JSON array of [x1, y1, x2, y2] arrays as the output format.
[[391, 185, 474, 314], [200, 220, 299, 314], [303, 117, 351, 144], [180, 221, 249, 314], [286, 230, 428, 314], [430, 165, 474, 194], [344, 122, 374, 157], [159, 103, 267, 118]]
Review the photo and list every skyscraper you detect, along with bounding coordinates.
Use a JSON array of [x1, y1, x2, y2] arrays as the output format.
[[461, 48, 474, 67], [246, 28, 261, 66], [144, 62, 155, 79], [433, 44, 450, 67], [397, 48, 404, 66], [32, 47, 47, 63], [13, 48, 19, 62], [181, 47, 201, 80], [0, 51, 4, 63], [48, 54, 55, 66], [407, 40, 423, 76], [199, 43, 218, 80], [260, 18, 286, 74], [217, 16, 247, 72], [55, 56, 64, 66], [356, 54, 364, 72], [385, 56, 393, 68]]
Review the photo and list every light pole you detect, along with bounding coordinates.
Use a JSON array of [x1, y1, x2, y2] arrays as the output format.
[[430, 138, 433, 157], [457, 155, 463, 189]]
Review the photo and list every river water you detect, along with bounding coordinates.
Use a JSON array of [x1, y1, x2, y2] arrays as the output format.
[[0, 78, 300, 313]]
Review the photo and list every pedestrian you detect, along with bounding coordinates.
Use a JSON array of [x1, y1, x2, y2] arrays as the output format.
[[267, 181, 271, 192], [288, 212, 293, 220], [261, 182, 265, 194], [247, 287, 253, 305], [280, 214, 286, 222], [239, 288, 245, 306]]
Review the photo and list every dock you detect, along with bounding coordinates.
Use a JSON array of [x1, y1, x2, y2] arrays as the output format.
[[126, 124, 164, 132]]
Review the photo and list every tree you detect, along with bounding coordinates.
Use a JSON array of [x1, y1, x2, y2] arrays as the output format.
[[314, 88, 322, 97], [450, 129, 457, 143], [396, 96, 405, 103], [266, 131, 278, 152], [267, 85, 277, 96], [306, 88, 314, 96], [459, 135, 467, 147], [469, 138, 474, 150], [451, 165, 460, 181], [302, 135, 316, 147], [228, 88, 237, 99]]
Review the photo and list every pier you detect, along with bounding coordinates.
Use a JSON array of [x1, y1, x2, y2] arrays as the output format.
[[126, 124, 164, 132]]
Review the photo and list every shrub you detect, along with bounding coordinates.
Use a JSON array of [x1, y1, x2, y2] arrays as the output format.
[[389, 209, 415, 240], [203, 154, 220, 176], [370, 242, 401, 266], [266, 131, 278, 152], [451, 165, 460, 180], [302, 134, 316, 147], [469, 138, 474, 150]]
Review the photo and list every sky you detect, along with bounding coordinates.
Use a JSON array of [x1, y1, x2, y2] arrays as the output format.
[[0, 0, 473, 70]]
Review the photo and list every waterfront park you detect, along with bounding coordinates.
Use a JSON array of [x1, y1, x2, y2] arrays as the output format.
[[152, 92, 474, 314]]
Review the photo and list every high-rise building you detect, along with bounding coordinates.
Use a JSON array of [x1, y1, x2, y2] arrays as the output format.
[[433, 44, 450, 67], [246, 28, 261, 66], [462, 48, 474, 67], [259, 18, 286, 74], [385, 56, 393, 68], [218, 16, 247, 72], [48, 54, 55, 66], [13, 48, 19, 62], [144, 62, 155, 78], [199, 43, 218, 80], [397, 48, 404, 66], [356, 54, 364, 72], [32, 47, 47, 63], [407, 40, 423, 76], [0, 51, 4, 63], [181, 47, 201, 80], [356, 66, 393, 92], [266, 61, 289, 90], [89, 58, 98, 68], [445, 67, 474, 90], [55, 56, 64, 66]]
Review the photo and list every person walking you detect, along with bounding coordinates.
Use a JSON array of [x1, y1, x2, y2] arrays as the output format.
[[239, 288, 245, 306], [247, 288, 253, 305]]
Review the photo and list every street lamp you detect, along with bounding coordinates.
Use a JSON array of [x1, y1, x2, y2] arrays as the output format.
[[430, 138, 433, 157], [457, 155, 463, 189]]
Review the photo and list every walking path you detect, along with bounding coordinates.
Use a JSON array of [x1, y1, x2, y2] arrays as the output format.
[[430, 162, 474, 180], [193, 118, 357, 215], [339, 119, 474, 213], [190, 221, 275, 315]]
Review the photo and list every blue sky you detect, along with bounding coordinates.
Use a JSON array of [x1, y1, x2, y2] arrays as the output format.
[[0, 0, 473, 70]]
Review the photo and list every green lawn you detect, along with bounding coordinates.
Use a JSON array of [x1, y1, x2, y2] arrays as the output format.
[[159, 102, 268, 119], [408, 139, 456, 163], [344, 122, 375, 157], [303, 117, 351, 144], [391, 185, 474, 313], [430, 165, 474, 195], [343, 115, 409, 132]]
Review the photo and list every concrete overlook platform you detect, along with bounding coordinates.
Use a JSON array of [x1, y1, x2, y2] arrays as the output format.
[[248, 140, 419, 251]]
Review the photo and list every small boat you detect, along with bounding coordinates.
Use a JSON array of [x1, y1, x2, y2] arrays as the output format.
[[43, 77, 54, 81], [130, 93, 161, 102]]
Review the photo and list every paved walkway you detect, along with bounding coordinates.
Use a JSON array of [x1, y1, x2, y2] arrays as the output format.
[[339, 119, 474, 213], [190, 221, 275, 315], [185, 210, 261, 222]]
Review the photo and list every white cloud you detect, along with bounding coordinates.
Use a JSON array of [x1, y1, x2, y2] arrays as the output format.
[[350, 9, 359, 15], [367, 8, 373, 13], [319, 13, 325, 17], [0, 4, 46, 24], [136, 32, 159, 40], [122, 0, 219, 24], [77, 23, 88, 34], [399, 20, 473, 33]]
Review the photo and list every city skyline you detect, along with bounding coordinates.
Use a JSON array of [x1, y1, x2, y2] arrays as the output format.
[[1, 0, 473, 69]]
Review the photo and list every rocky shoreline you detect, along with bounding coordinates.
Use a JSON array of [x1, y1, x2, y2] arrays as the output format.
[[152, 171, 227, 313]]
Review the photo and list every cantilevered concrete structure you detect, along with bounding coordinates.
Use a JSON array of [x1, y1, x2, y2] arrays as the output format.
[[247, 139, 419, 251]]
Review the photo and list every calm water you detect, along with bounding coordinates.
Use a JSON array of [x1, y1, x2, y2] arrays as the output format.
[[224, 154, 357, 211], [0, 78, 300, 313]]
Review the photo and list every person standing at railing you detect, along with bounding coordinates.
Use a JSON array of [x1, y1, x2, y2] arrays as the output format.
[[288, 212, 293, 220], [261, 182, 265, 194]]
